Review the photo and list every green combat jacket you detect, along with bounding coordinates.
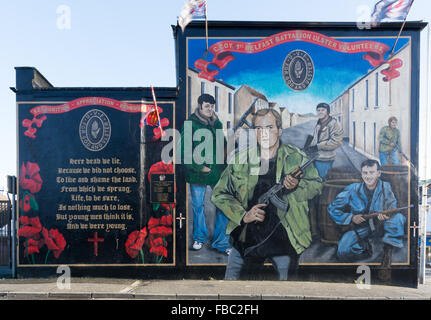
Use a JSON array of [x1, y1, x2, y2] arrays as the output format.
[[378, 126, 401, 153], [211, 144, 323, 255], [178, 112, 226, 186]]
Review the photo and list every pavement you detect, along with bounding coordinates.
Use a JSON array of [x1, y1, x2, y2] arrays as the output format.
[[0, 275, 431, 300]]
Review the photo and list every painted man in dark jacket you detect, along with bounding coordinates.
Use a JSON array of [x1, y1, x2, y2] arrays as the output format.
[[179, 93, 231, 255]]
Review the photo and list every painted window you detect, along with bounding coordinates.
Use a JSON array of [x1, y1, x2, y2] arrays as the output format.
[[363, 122, 366, 152], [228, 92, 232, 114], [188, 76, 192, 115], [365, 80, 369, 110], [201, 81, 205, 94], [352, 88, 355, 111], [215, 86, 219, 112], [375, 73, 379, 107], [353, 121, 356, 149], [373, 122, 377, 155]]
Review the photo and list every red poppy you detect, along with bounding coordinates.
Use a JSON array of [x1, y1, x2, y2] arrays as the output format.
[[42, 228, 66, 259], [150, 246, 168, 258], [149, 226, 172, 238], [24, 238, 44, 257], [18, 216, 42, 238], [24, 244, 40, 256], [125, 228, 147, 259], [33, 115, 47, 128], [144, 233, 156, 247], [19, 216, 29, 225], [20, 194, 31, 212], [160, 215, 173, 226], [19, 192, 38, 213], [151, 118, 169, 141], [19, 162, 43, 194], [24, 127, 37, 139], [22, 119, 33, 128], [20, 216, 42, 229], [19, 226, 42, 238], [26, 238, 44, 248], [147, 217, 160, 230], [42, 228, 59, 251], [148, 237, 164, 247], [22, 116, 47, 140]]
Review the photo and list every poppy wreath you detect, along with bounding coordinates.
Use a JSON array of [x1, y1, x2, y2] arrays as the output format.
[[125, 227, 148, 263], [18, 216, 66, 264], [145, 215, 173, 263], [144, 107, 170, 141], [22, 115, 47, 139], [148, 161, 176, 212]]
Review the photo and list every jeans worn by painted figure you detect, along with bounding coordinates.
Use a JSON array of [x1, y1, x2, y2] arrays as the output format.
[[190, 184, 230, 252], [225, 247, 291, 280], [379, 149, 400, 165], [178, 98, 231, 254], [314, 160, 334, 180], [328, 179, 406, 261]]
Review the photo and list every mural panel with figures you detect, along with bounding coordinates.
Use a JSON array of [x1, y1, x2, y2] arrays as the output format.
[[179, 24, 419, 282]]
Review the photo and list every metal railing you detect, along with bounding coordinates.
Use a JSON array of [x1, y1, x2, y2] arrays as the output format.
[[0, 200, 11, 266]]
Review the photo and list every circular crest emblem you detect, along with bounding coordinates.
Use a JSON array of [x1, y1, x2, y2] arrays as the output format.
[[79, 109, 111, 152], [282, 50, 314, 91]]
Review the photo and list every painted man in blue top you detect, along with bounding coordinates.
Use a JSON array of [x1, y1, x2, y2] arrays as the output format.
[[327, 159, 406, 263]]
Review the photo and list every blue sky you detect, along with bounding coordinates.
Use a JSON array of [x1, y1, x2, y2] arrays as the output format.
[[188, 36, 409, 114], [0, 0, 430, 189]]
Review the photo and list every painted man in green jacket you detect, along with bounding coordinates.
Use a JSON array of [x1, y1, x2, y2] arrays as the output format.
[[378, 116, 401, 165], [179, 93, 231, 255], [212, 109, 322, 280]]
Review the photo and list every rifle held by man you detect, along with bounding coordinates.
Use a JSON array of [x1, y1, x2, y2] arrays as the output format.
[[340, 205, 414, 233], [257, 153, 319, 212]]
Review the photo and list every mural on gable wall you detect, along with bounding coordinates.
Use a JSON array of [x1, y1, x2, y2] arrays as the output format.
[[16, 22, 421, 283], [181, 30, 415, 280]]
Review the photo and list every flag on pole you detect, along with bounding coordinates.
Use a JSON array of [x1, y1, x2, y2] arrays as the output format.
[[371, 0, 413, 26], [178, 0, 206, 32]]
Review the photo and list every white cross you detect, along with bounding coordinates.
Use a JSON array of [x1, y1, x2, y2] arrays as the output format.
[[410, 221, 418, 238], [176, 213, 186, 229]]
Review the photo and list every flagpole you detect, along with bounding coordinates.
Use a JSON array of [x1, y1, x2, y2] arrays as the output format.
[[388, 0, 415, 58], [204, 0, 209, 53], [151, 86, 164, 138]]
